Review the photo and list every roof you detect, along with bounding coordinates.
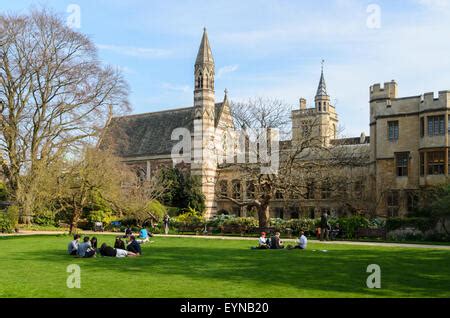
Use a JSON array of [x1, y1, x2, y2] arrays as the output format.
[[195, 28, 214, 66], [101, 103, 225, 158], [316, 69, 328, 97], [330, 136, 371, 146]]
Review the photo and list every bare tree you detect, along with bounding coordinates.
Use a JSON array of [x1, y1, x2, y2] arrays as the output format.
[[216, 98, 371, 227], [0, 9, 129, 221]]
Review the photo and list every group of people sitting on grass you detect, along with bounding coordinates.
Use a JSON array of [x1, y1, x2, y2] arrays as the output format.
[[255, 231, 308, 250], [67, 227, 152, 258]]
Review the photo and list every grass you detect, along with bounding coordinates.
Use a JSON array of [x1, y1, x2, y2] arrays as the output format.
[[0, 234, 449, 298]]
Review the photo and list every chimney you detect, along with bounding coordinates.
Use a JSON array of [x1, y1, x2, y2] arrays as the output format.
[[299, 98, 307, 110]]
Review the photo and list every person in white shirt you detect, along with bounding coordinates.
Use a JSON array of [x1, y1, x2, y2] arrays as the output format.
[[258, 232, 270, 249], [296, 231, 308, 250]]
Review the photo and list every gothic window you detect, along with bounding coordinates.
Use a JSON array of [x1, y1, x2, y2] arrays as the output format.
[[246, 182, 255, 199], [427, 115, 445, 136], [420, 117, 425, 138], [387, 191, 399, 217], [395, 152, 409, 177], [275, 208, 284, 219], [275, 190, 284, 200], [306, 181, 315, 200], [232, 180, 241, 199], [420, 152, 425, 176], [388, 121, 399, 141], [406, 191, 419, 214], [205, 74, 209, 88], [321, 181, 331, 200], [219, 180, 228, 197], [197, 72, 203, 89], [427, 151, 445, 175]]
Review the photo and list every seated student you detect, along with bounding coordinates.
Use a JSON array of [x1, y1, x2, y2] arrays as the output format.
[[99, 243, 137, 258], [295, 231, 308, 250], [127, 235, 142, 255], [90, 237, 98, 250], [77, 236, 96, 258], [257, 232, 270, 249], [123, 227, 133, 238], [270, 232, 284, 249], [137, 227, 150, 243], [114, 237, 126, 250], [67, 234, 81, 255]]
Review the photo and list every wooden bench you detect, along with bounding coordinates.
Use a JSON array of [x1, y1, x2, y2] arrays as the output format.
[[177, 225, 202, 234], [220, 225, 245, 235], [356, 228, 386, 240]]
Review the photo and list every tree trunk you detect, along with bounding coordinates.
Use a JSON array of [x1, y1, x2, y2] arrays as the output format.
[[258, 204, 270, 228], [69, 207, 82, 235]]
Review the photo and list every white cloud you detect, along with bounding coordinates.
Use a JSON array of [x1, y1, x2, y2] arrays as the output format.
[[97, 44, 172, 59], [217, 64, 239, 78], [161, 82, 191, 93]]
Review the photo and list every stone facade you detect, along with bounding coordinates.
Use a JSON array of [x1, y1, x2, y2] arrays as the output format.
[[101, 30, 449, 219]]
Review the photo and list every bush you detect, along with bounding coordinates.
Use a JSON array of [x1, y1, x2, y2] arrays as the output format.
[[33, 210, 56, 226], [0, 205, 19, 233], [338, 216, 370, 239], [386, 217, 435, 232], [87, 210, 113, 225], [146, 200, 167, 220], [223, 217, 258, 229], [287, 218, 316, 235], [0, 182, 8, 201], [206, 214, 235, 227], [387, 228, 425, 241], [269, 218, 288, 232], [172, 210, 205, 228]]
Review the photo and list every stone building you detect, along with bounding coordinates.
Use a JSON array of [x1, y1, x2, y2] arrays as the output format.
[[101, 30, 449, 219]]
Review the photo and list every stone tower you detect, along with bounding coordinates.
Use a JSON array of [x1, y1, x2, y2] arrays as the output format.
[[292, 61, 339, 147], [191, 28, 217, 218]]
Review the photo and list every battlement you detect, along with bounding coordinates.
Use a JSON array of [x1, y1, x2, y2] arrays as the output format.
[[370, 80, 398, 101], [421, 90, 450, 109]]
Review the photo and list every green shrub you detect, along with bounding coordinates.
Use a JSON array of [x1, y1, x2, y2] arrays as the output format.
[[269, 218, 288, 231], [87, 210, 113, 225], [386, 217, 435, 232], [206, 214, 234, 227], [223, 217, 258, 229], [146, 200, 167, 220], [0, 205, 19, 233], [33, 210, 56, 226], [0, 182, 9, 201], [172, 210, 205, 228], [287, 218, 316, 234], [338, 216, 370, 239]]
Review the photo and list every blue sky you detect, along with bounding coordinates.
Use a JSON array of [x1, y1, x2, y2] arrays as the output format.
[[2, 0, 450, 136]]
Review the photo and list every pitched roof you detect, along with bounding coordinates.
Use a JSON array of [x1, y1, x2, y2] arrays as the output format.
[[195, 28, 214, 66], [316, 69, 328, 97], [101, 103, 225, 158]]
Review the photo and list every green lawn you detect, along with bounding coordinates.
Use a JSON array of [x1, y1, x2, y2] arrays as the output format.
[[0, 235, 449, 298]]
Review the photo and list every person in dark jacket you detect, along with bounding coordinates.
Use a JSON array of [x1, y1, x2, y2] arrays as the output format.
[[270, 232, 285, 249], [114, 237, 126, 249], [127, 235, 142, 255], [320, 212, 330, 241]]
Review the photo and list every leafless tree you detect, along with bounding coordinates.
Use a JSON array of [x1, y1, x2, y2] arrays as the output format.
[[216, 98, 372, 227], [0, 9, 129, 221]]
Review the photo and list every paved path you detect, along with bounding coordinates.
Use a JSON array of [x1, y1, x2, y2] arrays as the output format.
[[1, 230, 450, 250]]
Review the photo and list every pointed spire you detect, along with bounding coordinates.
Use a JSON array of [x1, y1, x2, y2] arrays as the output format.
[[316, 59, 328, 97], [223, 88, 228, 103], [195, 28, 214, 66]]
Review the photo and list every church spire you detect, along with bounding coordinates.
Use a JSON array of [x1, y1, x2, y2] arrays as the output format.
[[195, 28, 214, 67], [316, 59, 328, 97]]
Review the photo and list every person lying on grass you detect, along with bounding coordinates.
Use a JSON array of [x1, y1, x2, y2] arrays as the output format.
[[127, 235, 142, 255], [99, 243, 138, 258], [77, 236, 96, 258], [67, 234, 81, 255]]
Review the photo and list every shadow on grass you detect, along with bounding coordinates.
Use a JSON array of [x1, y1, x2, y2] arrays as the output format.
[[10, 237, 450, 298]]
